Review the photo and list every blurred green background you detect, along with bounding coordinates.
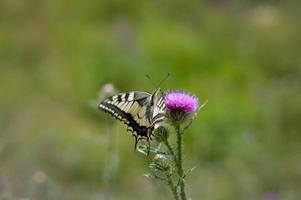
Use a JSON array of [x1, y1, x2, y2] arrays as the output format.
[[1, 0, 301, 199]]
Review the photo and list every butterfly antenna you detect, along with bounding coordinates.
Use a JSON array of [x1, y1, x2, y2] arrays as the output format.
[[145, 74, 156, 88], [156, 73, 170, 88]]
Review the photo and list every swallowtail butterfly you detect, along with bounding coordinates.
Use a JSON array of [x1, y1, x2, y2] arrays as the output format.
[[98, 88, 166, 148]]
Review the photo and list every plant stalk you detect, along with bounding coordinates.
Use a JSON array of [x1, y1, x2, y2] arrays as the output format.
[[166, 174, 179, 200], [176, 124, 187, 200]]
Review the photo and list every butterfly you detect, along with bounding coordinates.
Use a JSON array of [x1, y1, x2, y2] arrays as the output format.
[[98, 88, 166, 149]]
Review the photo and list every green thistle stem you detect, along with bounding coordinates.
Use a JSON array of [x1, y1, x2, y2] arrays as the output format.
[[176, 124, 187, 200], [166, 174, 179, 200]]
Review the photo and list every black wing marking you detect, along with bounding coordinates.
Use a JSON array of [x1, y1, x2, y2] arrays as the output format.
[[98, 89, 166, 147], [99, 102, 149, 140], [98, 91, 152, 140]]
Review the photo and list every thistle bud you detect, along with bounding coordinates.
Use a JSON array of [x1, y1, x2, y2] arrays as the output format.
[[153, 126, 169, 143], [150, 154, 172, 172]]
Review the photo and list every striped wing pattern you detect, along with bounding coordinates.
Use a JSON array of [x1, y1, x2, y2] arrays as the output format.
[[98, 88, 166, 142]]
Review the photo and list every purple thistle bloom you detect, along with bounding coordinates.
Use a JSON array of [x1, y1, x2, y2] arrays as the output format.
[[165, 92, 199, 113], [164, 91, 199, 124]]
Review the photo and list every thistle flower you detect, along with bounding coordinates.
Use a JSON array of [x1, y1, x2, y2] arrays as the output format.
[[100, 83, 115, 97], [165, 91, 199, 125]]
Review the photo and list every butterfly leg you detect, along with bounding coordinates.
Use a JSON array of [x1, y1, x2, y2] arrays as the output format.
[[147, 139, 150, 155], [133, 135, 138, 152]]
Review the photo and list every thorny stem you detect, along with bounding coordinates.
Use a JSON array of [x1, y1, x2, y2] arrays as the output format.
[[166, 174, 179, 200], [163, 135, 180, 200], [176, 124, 187, 200]]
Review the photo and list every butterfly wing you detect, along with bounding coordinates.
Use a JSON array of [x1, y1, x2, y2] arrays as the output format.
[[98, 91, 153, 141], [149, 88, 166, 127]]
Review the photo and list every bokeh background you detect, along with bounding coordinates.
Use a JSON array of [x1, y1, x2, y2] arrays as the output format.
[[1, 0, 301, 199]]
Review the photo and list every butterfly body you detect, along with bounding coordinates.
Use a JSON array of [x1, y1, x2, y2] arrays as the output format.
[[98, 88, 166, 144]]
